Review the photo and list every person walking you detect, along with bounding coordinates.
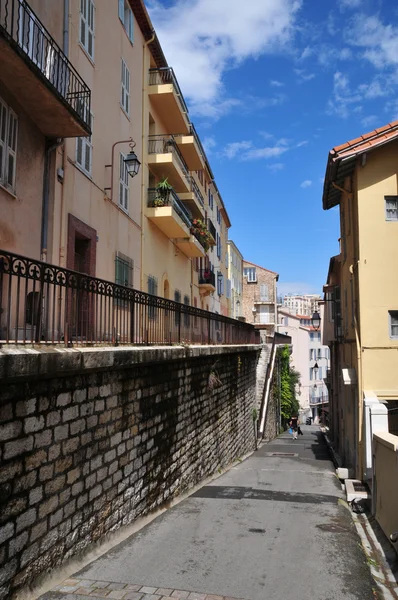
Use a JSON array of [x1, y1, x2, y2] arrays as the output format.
[[289, 417, 298, 441]]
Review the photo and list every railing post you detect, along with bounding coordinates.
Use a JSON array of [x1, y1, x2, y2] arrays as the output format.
[[178, 305, 181, 343], [208, 314, 211, 345]]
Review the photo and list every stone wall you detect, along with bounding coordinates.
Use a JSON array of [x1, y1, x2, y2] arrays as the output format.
[[0, 345, 259, 599]]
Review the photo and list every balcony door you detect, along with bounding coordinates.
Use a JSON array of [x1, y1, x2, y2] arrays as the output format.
[[258, 305, 271, 324]]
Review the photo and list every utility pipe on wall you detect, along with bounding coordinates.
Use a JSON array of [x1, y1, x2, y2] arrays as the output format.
[[63, 0, 69, 56]]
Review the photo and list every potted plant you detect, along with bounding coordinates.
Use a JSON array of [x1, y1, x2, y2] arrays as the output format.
[[154, 177, 172, 207], [190, 218, 212, 252]]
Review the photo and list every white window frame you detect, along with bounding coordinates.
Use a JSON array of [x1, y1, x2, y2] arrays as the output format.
[[119, 0, 134, 43], [244, 267, 257, 283], [80, 0, 95, 60], [121, 59, 130, 116], [389, 310, 398, 339], [385, 196, 398, 221], [76, 113, 93, 176], [0, 97, 18, 194], [119, 152, 129, 212]]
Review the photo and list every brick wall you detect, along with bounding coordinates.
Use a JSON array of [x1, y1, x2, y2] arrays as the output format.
[[0, 345, 259, 599]]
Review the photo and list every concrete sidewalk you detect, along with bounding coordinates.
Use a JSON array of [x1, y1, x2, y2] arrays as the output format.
[[39, 426, 376, 600]]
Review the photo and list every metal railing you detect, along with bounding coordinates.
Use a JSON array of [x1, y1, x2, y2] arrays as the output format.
[[206, 218, 216, 241], [254, 292, 274, 303], [0, 0, 91, 131], [0, 250, 258, 346], [148, 67, 189, 120], [148, 135, 190, 183], [147, 188, 192, 230], [191, 176, 204, 208], [190, 123, 206, 161], [198, 269, 216, 288]]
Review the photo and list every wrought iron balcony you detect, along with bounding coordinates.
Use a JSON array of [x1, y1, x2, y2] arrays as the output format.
[[148, 187, 192, 230], [206, 218, 216, 242], [191, 176, 204, 208], [149, 67, 189, 117], [148, 67, 189, 134], [147, 135, 190, 192], [199, 269, 216, 288], [0, 0, 91, 137]]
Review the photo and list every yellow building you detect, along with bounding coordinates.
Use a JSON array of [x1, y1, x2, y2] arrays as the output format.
[[227, 240, 244, 319], [322, 121, 398, 480]]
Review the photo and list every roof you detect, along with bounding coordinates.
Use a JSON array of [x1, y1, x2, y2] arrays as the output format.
[[278, 309, 300, 321], [322, 120, 398, 210], [129, 0, 167, 68], [243, 260, 279, 279], [227, 239, 244, 259]]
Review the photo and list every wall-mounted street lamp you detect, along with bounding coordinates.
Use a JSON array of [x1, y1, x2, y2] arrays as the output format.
[[105, 138, 141, 201], [252, 306, 257, 322], [313, 361, 319, 378], [311, 310, 321, 331]]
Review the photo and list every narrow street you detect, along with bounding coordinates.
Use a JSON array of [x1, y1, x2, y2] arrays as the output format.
[[39, 427, 375, 600]]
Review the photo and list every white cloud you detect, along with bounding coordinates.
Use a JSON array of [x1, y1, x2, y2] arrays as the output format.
[[270, 79, 284, 87], [347, 14, 398, 69], [294, 68, 316, 82], [296, 140, 309, 148], [203, 136, 216, 154], [300, 180, 312, 188], [223, 139, 290, 161], [147, 0, 302, 117], [327, 71, 389, 118], [339, 0, 362, 9], [267, 163, 285, 172], [361, 115, 378, 128]]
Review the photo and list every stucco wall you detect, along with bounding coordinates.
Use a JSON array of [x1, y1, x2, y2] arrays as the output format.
[[0, 345, 259, 599], [374, 432, 398, 549]]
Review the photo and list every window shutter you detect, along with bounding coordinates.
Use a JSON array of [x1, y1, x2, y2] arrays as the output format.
[[118, 0, 124, 21], [128, 9, 134, 42], [6, 110, 17, 189], [0, 100, 7, 183]]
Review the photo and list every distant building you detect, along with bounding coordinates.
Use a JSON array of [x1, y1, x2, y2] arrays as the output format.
[[283, 294, 321, 317], [242, 260, 278, 338]]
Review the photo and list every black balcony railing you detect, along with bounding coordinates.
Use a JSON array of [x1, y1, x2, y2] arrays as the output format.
[[0, 0, 91, 131], [206, 218, 216, 241], [148, 135, 190, 183], [148, 67, 189, 119], [198, 269, 216, 288], [191, 176, 204, 208], [0, 250, 258, 346], [190, 123, 206, 161], [148, 188, 192, 230]]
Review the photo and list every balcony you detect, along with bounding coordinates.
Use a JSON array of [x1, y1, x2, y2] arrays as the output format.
[[254, 292, 274, 304], [174, 124, 205, 171], [179, 177, 205, 219], [206, 218, 216, 245], [148, 67, 190, 135], [148, 136, 190, 193], [198, 269, 216, 295], [0, 0, 91, 137]]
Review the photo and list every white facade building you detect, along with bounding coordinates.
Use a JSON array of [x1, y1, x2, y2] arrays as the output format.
[[283, 294, 321, 317]]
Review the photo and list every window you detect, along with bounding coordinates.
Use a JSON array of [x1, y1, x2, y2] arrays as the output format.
[[119, 152, 129, 211], [216, 233, 221, 259], [80, 0, 95, 59], [115, 252, 133, 288], [244, 267, 257, 283], [226, 279, 231, 299], [310, 368, 313, 381], [119, 0, 134, 43], [121, 59, 130, 116], [385, 196, 398, 221], [389, 311, 398, 338], [147, 275, 158, 320], [208, 189, 213, 209], [76, 113, 93, 176], [259, 284, 269, 301], [0, 98, 18, 193], [217, 272, 224, 296]]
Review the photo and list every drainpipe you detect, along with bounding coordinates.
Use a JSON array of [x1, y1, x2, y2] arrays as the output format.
[[63, 0, 69, 56], [41, 139, 63, 262], [140, 31, 156, 291]]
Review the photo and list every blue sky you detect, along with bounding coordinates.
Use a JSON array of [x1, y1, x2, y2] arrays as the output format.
[[146, 0, 398, 296]]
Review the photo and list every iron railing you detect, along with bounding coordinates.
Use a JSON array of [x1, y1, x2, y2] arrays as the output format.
[[190, 123, 206, 162], [191, 176, 204, 208], [148, 67, 189, 119], [0, 250, 258, 346], [0, 0, 91, 132], [198, 269, 216, 288], [148, 135, 190, 183], [254, 292, 274, 303], [148, 188, 192, 230], [206, 218, 216, 241]]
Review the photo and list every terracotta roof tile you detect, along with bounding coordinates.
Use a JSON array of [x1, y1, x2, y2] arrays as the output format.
[[329, 120, 398, 163]]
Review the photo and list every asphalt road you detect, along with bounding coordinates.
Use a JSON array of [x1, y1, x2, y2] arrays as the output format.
[[41, 426, 376, 600]]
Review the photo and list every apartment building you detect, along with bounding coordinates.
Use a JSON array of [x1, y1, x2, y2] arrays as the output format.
[[278, 306, 329, 422], [242, 260, 278, 337], [227, 240, 243, 319], [283, 294, 321, 316], [322, 121, 398, 479]]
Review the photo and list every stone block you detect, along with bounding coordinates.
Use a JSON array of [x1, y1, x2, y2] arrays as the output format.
[[0, 522, 14, 544], [62, 437, 79, 455], [46, 411, 61, 427], [29, 486, 43, 505], [4, 436, 33, 460], [57, 392, 72, 407], [45, 475, 66, 495], [63, 406, 79, 423], [25, 449, 47, 472], [0, 421, 22, 441], [34, 429, 53, 448], [73, 389, 87, 403], [54, 424, 69, 441], [39, 495, 59, 519], [15, 398, 36, 417], [24, 416, 45, 434], [16, 508, 36, 533], [0, 557, 17, 586], [0, 462, 22, 484], [67, 468, 81, 485], [30, 519, 48, 542], [0, 403, 13, 423], [39, 464, 54, 482], [48, 444, 61, 462], [50, 508, 64, 528], [89, 484, 102, 501], [20, 543, 39, 568], [99, 384, 111, 397]]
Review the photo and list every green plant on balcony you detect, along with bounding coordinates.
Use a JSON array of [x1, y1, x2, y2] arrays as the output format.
[[190, 218, 212, 252], [153, 177, 172, 207]]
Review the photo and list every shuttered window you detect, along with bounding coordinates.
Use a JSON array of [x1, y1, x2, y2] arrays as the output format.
[[0, 97, 18, 194], [148, 275, 158, 320], [119, 0, 134, 43], [76, 113, 93, 176], [80, 0, 95, 59], [385, 196, 398, 221], [121, 59, 130, 116]]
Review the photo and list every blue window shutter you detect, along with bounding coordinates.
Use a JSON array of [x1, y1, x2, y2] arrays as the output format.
[[128, 9, 134, 42], [119, 0, 124, 22]]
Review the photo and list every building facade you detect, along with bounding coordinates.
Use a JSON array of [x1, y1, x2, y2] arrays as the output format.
[[282, 294, 321, 317], [322, 121, 398, 479], [227, 240, 243, 319], [242, 260, 278, 338]]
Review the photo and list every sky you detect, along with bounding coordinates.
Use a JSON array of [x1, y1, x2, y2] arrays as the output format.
[[146, 0, 398, 296]]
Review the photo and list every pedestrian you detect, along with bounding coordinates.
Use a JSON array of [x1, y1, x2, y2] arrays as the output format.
[[292, 424, 298, 440]]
